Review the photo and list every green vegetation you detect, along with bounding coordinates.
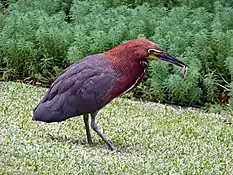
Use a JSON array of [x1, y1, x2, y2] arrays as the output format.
[[0, 82, 233, 174], [0, 0, 233, 107]]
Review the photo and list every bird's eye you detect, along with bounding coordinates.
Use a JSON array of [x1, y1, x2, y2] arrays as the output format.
[[148, 49, 162, 54]]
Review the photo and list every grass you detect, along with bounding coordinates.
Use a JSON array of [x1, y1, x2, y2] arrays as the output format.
[[0, 82, 233, 174]]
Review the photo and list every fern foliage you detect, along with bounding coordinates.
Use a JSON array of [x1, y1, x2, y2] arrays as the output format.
[[1, 0, 233, 107]]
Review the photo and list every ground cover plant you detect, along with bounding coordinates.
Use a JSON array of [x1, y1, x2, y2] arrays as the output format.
[[0, 0, 233, 108], [0, 82, 233, 174]]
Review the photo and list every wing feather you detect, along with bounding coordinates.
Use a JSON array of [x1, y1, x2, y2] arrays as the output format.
[[33, 55, 116, 122]]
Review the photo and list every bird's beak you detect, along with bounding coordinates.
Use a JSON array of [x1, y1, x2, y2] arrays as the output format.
[[159, 52, 187, 68], [148, 51, 188, 77]]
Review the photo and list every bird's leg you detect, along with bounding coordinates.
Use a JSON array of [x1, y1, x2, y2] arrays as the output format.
[[90, 112, 115, 151], [83, 114, 93, 145]]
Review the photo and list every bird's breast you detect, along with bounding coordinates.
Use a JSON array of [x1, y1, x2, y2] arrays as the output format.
[[105, 59, 148, 100]]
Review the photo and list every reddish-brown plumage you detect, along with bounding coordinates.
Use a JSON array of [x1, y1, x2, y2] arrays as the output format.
[[102, 39, 161, 101]]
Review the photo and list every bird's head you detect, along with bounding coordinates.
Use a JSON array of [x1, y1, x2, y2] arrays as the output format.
[[103, 39, 187, 74]]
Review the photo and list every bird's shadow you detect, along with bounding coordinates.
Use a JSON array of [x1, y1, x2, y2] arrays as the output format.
[[46, 134, 90, 146], [44, 134, 132, 153]]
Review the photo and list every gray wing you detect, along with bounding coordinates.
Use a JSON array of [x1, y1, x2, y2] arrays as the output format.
[[33, 55, 116, 122]]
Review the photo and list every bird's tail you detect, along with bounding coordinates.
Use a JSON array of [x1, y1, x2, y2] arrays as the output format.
[[32, 102, 66, 123]]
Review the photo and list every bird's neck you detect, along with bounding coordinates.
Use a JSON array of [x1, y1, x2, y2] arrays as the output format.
[[101, 48, 143, 67], [101, 51, 132, 62], [102, 53, 148, 101], [100, 49, 149, 77]]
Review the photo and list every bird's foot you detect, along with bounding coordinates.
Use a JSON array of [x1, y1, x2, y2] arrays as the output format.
[[87, 139, 93, 145], [115, 147, 123, 153], [107, 145, 122, 153]]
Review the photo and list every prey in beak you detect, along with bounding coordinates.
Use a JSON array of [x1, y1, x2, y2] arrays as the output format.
[[148, 48, 188, 77]]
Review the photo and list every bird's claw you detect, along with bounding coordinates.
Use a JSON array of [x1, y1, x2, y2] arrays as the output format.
[[109, 146, 122, 153], [113, 147, 122, 153]]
